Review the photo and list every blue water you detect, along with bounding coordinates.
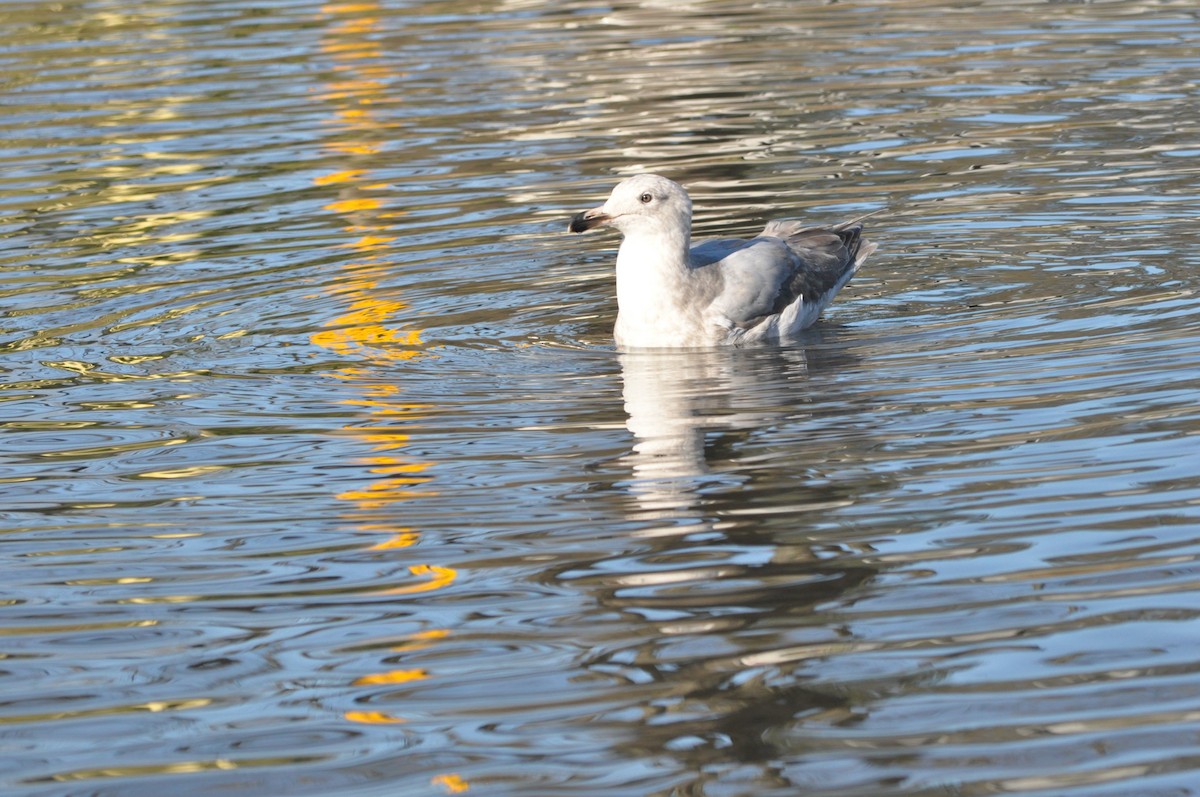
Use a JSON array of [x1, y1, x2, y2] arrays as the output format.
[[3, 1, 1200, 795]]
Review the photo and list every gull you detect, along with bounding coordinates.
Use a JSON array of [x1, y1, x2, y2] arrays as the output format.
[[569, 174, 876, 348]]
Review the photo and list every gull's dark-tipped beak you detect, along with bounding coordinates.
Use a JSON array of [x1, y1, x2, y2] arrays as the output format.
[[569, 208, 609, 233]]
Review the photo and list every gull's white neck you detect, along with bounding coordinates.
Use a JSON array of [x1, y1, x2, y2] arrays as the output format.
[[613, 225, 697, 348]]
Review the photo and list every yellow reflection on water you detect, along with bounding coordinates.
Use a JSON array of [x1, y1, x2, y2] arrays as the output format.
[[352, 668, 428, 686], [379, 564, 457, 595], [343, 710, 406, 724], [396, 629, 450, 649], [315, 0, 456, 755], [359, 525, 419, 550], [432, 773, 470, 793], [44, 754, 313, 782], [137, 464, 229, 480], [314, 0, 434, 534]]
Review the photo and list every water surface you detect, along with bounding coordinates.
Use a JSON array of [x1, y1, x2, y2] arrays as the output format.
[[3, 1, 1200, 795]]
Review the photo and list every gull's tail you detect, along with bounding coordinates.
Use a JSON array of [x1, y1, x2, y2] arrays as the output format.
[[833, 217, 877, 276], [755, 214, 880, 331], [763, 213, 877, 274]]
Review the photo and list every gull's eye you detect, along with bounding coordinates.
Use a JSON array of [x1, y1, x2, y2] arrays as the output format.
[[639, 192, 653, 204]]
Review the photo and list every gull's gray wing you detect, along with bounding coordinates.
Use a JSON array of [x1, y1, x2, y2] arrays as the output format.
[[706, 220, 871, 330], [703, 237, 800, 329], [689, 237, 753, 267]]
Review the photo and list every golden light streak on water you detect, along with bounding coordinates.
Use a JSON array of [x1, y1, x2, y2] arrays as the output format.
[[324, 197, 383, 214], [432, 773, 471, 793], [315, 0, 455, 760], [343, 710, 406, 725], [313, 0, 434, 531], [335, 485, 430, 507], [328, 142, 383, 156], [352, 669, 429, 686], [395, 629, 451, 649], [363, 527, 419, 550], [377, 564, 457, 595]]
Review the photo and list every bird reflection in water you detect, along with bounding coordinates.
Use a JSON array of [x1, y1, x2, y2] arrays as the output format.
[[554, 336, 893, 787]]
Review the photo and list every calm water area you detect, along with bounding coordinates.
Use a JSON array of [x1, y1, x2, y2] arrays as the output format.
[[3, 0, 1200, 794]]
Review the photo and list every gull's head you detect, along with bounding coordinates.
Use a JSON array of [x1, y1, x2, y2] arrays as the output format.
[[569, 174, 692, 238]]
